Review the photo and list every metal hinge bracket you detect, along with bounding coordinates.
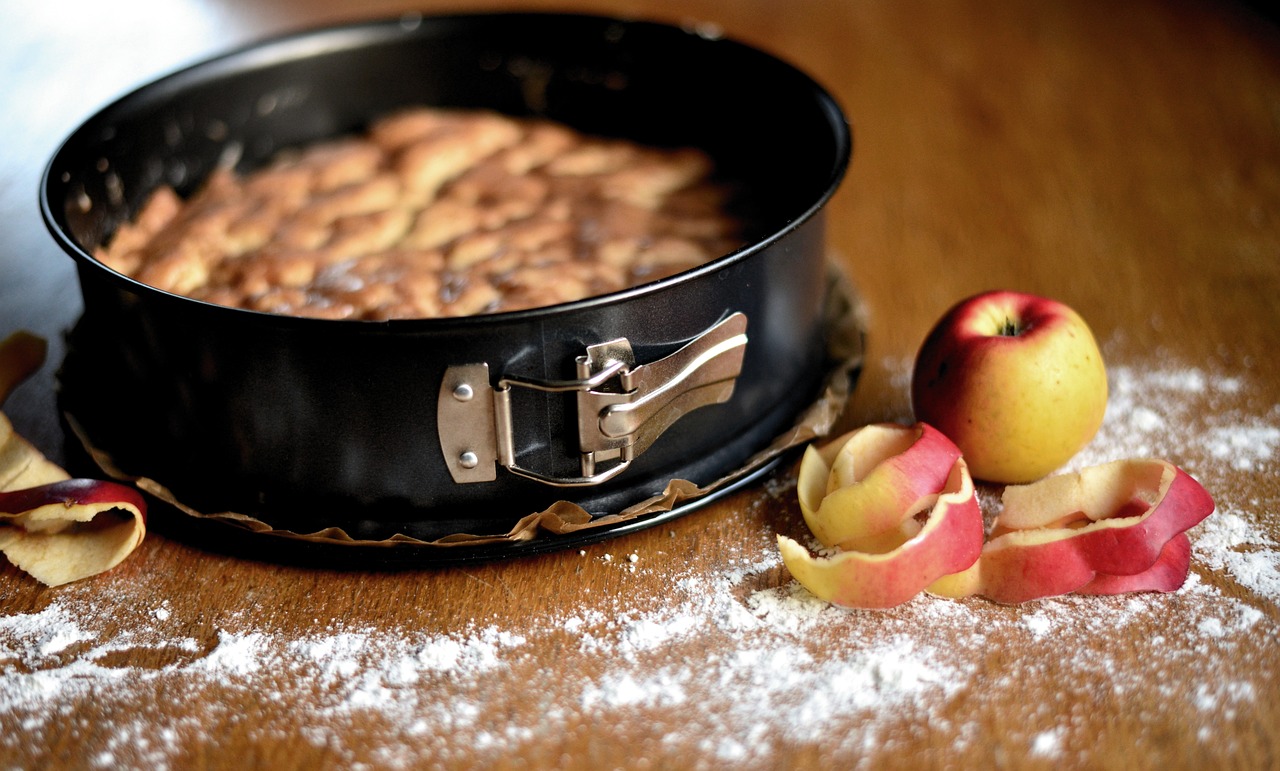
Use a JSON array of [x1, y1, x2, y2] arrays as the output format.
[[438, 312, 748, 487]]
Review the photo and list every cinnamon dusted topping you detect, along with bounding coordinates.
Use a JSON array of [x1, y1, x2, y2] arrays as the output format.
[[95, 108, 742, 320]]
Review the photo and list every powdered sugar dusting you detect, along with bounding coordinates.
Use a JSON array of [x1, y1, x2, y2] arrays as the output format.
[[1, 356, 1278, 767]]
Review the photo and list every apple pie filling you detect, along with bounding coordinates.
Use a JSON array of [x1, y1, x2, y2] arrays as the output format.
[[95, 108, 743, 320]]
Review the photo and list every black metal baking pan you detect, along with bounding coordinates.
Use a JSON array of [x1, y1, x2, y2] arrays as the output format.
[[41, 12, 851, 545]]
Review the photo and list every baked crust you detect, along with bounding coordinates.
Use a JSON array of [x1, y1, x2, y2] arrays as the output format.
[[96, 108, 742, 320]]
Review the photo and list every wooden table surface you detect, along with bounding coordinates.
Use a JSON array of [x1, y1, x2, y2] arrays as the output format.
[[3, 1, 1279, 768]]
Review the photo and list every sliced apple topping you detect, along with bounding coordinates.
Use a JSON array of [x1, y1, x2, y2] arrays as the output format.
[[928, 459, 1214, 604], [781, 423, 984, 609]]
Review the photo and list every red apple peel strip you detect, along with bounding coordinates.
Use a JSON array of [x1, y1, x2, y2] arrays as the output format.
[[0, 479, 148, 586], [1078, 532, 1191, 596], [799, 422, 962, 550], [0, 478, 147, 522], [997, 459, 1212, 575], [929, 460, 1214, 604], [779, 456, 984, 609], [1, 331, 149, 585]]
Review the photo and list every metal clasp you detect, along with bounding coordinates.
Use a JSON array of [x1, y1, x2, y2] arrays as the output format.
[[438, 312, 748, 487]]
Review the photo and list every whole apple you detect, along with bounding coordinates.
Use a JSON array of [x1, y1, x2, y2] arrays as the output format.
[[911, 290, 1108, 484]]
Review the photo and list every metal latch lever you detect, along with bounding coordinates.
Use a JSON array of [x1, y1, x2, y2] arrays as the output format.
[[438, 312, 748, 487]]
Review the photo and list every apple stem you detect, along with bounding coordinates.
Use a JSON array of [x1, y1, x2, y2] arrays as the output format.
[[998, 318, 1022, 336]]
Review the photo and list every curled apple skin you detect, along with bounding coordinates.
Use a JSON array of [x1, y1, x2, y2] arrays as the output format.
[[930, 460, 1213, 604], [779, 458, 984, 609], [0, 478, 149, 586], [1078, 533, 1191, 596], [798, 422, 962, 550], [998, 459, 1213, 576], [0, 333, 150, 586], [0, 478, 148, 524]]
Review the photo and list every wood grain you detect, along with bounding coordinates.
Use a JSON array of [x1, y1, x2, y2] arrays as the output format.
[[2, 1, 1278, 769]]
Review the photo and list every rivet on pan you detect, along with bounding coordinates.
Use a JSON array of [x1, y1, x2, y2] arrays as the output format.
[[459, 451, 479, 469], [453, 383, 474, 402]]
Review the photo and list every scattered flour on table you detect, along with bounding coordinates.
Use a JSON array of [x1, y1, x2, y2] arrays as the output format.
[[1030, 726, 1066, 759], [1, 359, 1278, 768]]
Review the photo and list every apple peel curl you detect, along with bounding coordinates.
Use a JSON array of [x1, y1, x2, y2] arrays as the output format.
[[928, 459, 1214, 604], [1, 331, 148, 586], [780, 423, 984, 609], [0, 478, 147, 586], [1078, 533, 1192, 596], [799, 422, 963, 550]]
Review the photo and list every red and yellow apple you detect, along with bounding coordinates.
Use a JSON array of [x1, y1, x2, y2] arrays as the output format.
[[928, 459, 1214, 604], [911, 290, 1108, 484]]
